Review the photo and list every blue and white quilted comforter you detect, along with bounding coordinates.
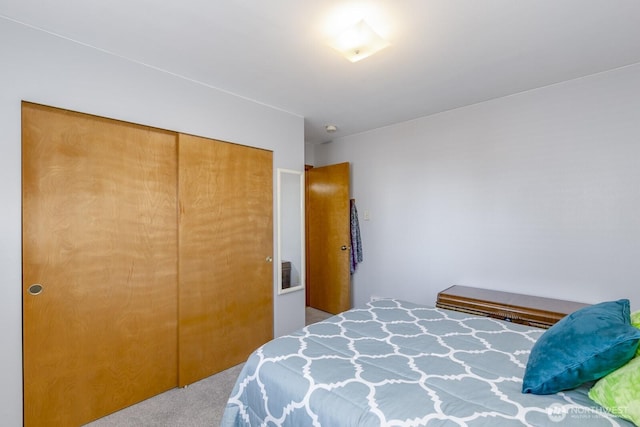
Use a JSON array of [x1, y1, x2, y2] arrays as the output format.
[[222, 299, 633, 426]]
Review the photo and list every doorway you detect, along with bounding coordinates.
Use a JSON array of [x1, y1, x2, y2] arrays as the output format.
[[305, 162, 351, 314]]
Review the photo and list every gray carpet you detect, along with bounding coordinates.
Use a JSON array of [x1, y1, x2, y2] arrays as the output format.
[[84, 307, 332, 426], [84, 363, 243, 427]]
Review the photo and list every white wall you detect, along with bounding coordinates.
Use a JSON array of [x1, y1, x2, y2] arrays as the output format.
[[313, 63, 640, 312], [1, 18, 305, 425]]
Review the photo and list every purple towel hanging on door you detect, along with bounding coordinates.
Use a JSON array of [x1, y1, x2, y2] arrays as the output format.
[[350, 199, 363, 274]]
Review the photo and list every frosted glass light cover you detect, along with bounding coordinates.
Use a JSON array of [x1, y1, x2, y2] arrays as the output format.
[[329, 20, 390, 62]]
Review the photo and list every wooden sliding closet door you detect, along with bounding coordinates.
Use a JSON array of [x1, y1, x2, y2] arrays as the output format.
[[178, 134, 273, 386], [22, 103, 178, 426]]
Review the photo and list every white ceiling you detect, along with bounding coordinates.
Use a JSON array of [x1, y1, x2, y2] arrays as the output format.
[[2, 0, 640, 144]]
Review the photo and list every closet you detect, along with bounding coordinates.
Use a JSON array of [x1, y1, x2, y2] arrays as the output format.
[[177, 133, 273, 386], [22, 102, 273, 426]]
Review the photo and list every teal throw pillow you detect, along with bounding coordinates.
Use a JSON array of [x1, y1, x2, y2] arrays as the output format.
[[522, 299, 640, 395]]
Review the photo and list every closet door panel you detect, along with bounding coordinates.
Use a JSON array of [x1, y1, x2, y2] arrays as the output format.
[[178, 134, 273, 386], [22, 103, 178, 426]]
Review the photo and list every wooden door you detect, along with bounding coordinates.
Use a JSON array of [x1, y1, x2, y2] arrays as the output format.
[[178, 134, 273, 386], [22, 103, 178, 426], [306, 162, 351, 314]]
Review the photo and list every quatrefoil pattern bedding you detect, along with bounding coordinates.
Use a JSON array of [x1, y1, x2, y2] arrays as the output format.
[[222, 299, 633, 426]]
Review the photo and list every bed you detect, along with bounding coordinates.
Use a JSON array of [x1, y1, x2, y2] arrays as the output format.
[[221, 299, 637, 426]]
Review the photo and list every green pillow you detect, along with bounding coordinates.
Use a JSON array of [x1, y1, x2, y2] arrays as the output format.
[[633, 310, 640, 356], [522, 299, 640, 395], [589, 356, 640, 425]]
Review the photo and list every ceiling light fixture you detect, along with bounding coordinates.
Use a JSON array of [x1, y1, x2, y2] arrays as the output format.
[[328, 19, 390, 62], [325, 124, 338, 133]]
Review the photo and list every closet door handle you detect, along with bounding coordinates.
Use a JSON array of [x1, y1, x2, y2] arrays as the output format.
[[266, 256, 273, 262], [341, 246, 350, 251], [28, 284, 44, 296]]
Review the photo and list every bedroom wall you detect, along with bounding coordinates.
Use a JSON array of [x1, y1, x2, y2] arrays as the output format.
[[0, 18, 305, 425], [311, 63, 640, 313]]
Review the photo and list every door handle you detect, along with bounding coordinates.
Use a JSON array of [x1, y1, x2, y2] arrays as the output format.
[[28, 284, 44, 295], [341, 246, 350, 251]]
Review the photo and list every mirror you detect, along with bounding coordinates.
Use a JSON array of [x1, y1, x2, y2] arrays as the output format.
[[277, 168, 305, 294]]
